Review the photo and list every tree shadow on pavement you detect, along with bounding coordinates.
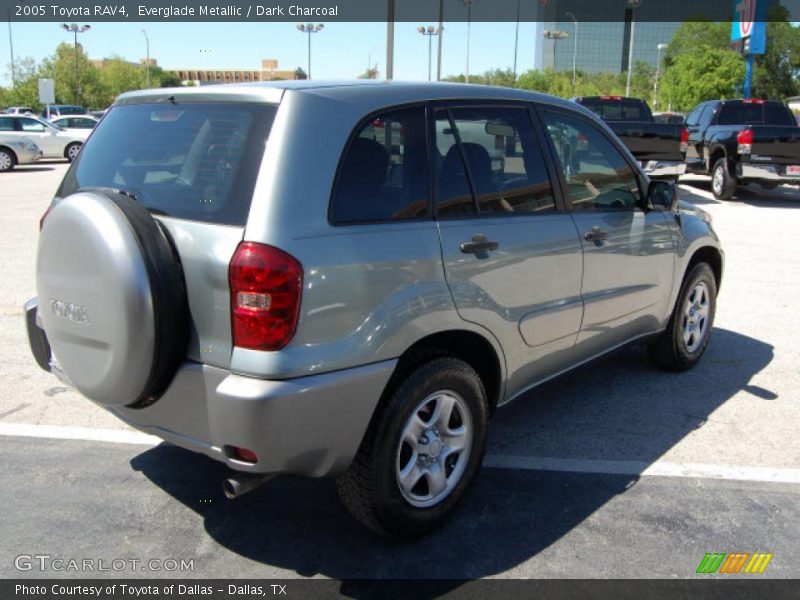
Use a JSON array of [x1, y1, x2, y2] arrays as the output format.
[[131, 328, 773, 584]]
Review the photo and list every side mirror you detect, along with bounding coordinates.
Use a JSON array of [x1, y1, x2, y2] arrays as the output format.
[[647, 179, 679, 212]]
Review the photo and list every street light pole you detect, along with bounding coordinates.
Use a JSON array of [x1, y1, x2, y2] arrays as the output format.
[[625, 0, 640, 97], [7, 9, 15, 86], [417, 26, 441, 82], [61, 23, 91, 105], [566, 12, 578, 89], [141, 29, 150, 88], [513, 0, 521, 80], [296, 23, 324, 80], [386, 0, 394, 80], [436, 0, 444, 81], [462, 0, 477, 83], [543, 29, 569, 72], [653, 42, 667, 109]]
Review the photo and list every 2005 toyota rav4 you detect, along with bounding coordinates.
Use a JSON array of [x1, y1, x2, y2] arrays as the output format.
[[26, 81, 723, 537]]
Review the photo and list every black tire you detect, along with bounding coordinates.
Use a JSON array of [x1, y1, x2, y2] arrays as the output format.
[[649, 262, 717, 372], [0, 148, 15, 172], [711, 157, 736, 200], [337, 356, 489, 538], [65, 142, 82, 162]]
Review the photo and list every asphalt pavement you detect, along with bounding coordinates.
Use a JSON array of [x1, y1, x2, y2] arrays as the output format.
[[0, 163, 798, 579]]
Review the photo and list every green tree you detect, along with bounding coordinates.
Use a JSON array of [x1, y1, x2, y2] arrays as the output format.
[[662, 21, 730, 70], [660, 48, 743, 111], [752, 6, 800, 100], [96, 57, 146, 107], [39, 42, 103, 107], [2, 57, 43, 109]]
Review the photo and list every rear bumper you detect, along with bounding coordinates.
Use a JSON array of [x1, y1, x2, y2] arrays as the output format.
[[641, 160, 686, 179], [25, 297, 395, 478], [738, 162, 800, 183]]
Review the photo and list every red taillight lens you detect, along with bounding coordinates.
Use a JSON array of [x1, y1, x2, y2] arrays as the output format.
[[743, 98, 764, 104], [737, 129, 754, 144], [232, 447, 258, 463], [229, 242, 303, 351], [680, 127, 689, 144], [600, 95, 622, 100]]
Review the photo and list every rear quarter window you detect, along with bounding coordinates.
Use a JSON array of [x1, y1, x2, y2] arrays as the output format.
[[57, 102, 276, 226]]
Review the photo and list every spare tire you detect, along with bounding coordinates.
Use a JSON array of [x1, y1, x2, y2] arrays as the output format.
[[36, 190, 189, 408]]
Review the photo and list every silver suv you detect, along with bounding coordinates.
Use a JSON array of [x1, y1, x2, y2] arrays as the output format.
[[26, 81, 723, 537]]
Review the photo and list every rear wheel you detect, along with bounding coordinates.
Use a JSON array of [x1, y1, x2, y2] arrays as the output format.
[[649, 262, 717, 371], [0, 148, 15, 172], [711, 158, 736, 200], [337, 356, 488, 537], [65, 142, 82, 162]]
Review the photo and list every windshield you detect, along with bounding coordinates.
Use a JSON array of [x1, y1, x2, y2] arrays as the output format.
[[57, 102, 277, 226]]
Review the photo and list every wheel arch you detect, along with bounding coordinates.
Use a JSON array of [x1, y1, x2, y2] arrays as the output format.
[[63, 140, 82, 159], [383, 329, 505, 415], [686, 245, 723, 293]]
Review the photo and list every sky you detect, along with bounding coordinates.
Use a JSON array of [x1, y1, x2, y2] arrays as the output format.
[[1, 21, 541, 86]]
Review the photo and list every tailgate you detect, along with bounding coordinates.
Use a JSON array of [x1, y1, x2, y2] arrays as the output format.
[[749, 126, 800, 165], [608, 122, 684, 163]]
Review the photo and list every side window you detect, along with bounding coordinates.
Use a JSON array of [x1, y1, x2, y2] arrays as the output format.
[[0, 118, 13, 132], [699, 105, 715, 129], [685, 105, 704, 127], [331, 106, 429, 223], [435, 106, 555, 217], [19, 118, 46, 133], [542, 110, 640, 212]]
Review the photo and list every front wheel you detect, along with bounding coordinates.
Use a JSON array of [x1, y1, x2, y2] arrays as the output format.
[[337, 356, 488, 537], [649, 262, 717, 371], [65, 142, 82, 162], [711, 158, 736, 200]]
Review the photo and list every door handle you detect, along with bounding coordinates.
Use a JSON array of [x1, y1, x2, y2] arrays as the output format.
[[584, 227, 609, 244], [460, 235, 499, 255]]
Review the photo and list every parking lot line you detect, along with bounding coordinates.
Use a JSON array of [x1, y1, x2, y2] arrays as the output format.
[[2, 422, 799, 485]]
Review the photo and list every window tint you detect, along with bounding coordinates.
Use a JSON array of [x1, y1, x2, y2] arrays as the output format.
[[685, 105, 703, 126], [331, 106, 429, 223], [0, 118, 13, 131], [57, 103, 275, 226], [435, 106, 555, 217], [542, 110, 640, 211], [20, 118, 45, 132], [764, 103, 795, 126]]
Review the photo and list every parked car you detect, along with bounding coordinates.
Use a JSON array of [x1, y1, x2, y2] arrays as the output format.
[[5, 106, 34, 115], [89, 109, 108, 119], [684, 98, 800, 199], [26, 82, 723, 537], [653, 112, 686, 125], [0, 135, 42, 172], [49, 115, 99, 130], [572, 95, 688, 180], [0, 114, 89, 161], [42, 104, 88, 119]]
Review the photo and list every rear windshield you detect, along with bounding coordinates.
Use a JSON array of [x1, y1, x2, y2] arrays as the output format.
[[579, 99, 650, 121], [58, 102, 276, 226], [717, 102, 795, 126]]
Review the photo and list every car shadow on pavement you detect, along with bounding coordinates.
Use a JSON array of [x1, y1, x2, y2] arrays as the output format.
[[5, 166, 57, 173], [131, 327, 773, 583]]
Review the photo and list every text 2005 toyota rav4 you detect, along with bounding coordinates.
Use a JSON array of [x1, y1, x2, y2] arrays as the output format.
[[26, 81, 723, 537]]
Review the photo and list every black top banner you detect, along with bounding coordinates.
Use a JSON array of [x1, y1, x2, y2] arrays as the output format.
[[3, 0, 800, 23]]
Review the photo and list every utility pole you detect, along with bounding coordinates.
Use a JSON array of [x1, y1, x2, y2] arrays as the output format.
[[513, 0, 521, 80], [653, 42, 667, 108], [7, 10, 15, 86], [386, 0, 394, 80], [625, 0, 641, 97]]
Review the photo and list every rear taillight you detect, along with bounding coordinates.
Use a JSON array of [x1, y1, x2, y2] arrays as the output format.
[[680, 127, 689, 152], [600, 95, 623, 100], [743, 98, 764, 104], [229, 242, 303, 351], [737, 129, 753, 154]]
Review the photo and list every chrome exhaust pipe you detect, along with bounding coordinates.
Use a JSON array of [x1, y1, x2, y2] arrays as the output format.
[[223, 473, 274, 499]]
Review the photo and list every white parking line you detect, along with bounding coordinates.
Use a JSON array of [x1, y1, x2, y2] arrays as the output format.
[[2, 422, 799, 485]]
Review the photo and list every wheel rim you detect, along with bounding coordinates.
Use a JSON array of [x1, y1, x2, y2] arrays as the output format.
[[68, 144, 81, 160], [712, 165, 723, 195], [681, 281, 711, 353], [0, 152, 11, 171], [395, 389, 473, 509]]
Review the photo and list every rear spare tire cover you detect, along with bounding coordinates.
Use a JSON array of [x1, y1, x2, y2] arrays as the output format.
[[36, 190, 189, 407]]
